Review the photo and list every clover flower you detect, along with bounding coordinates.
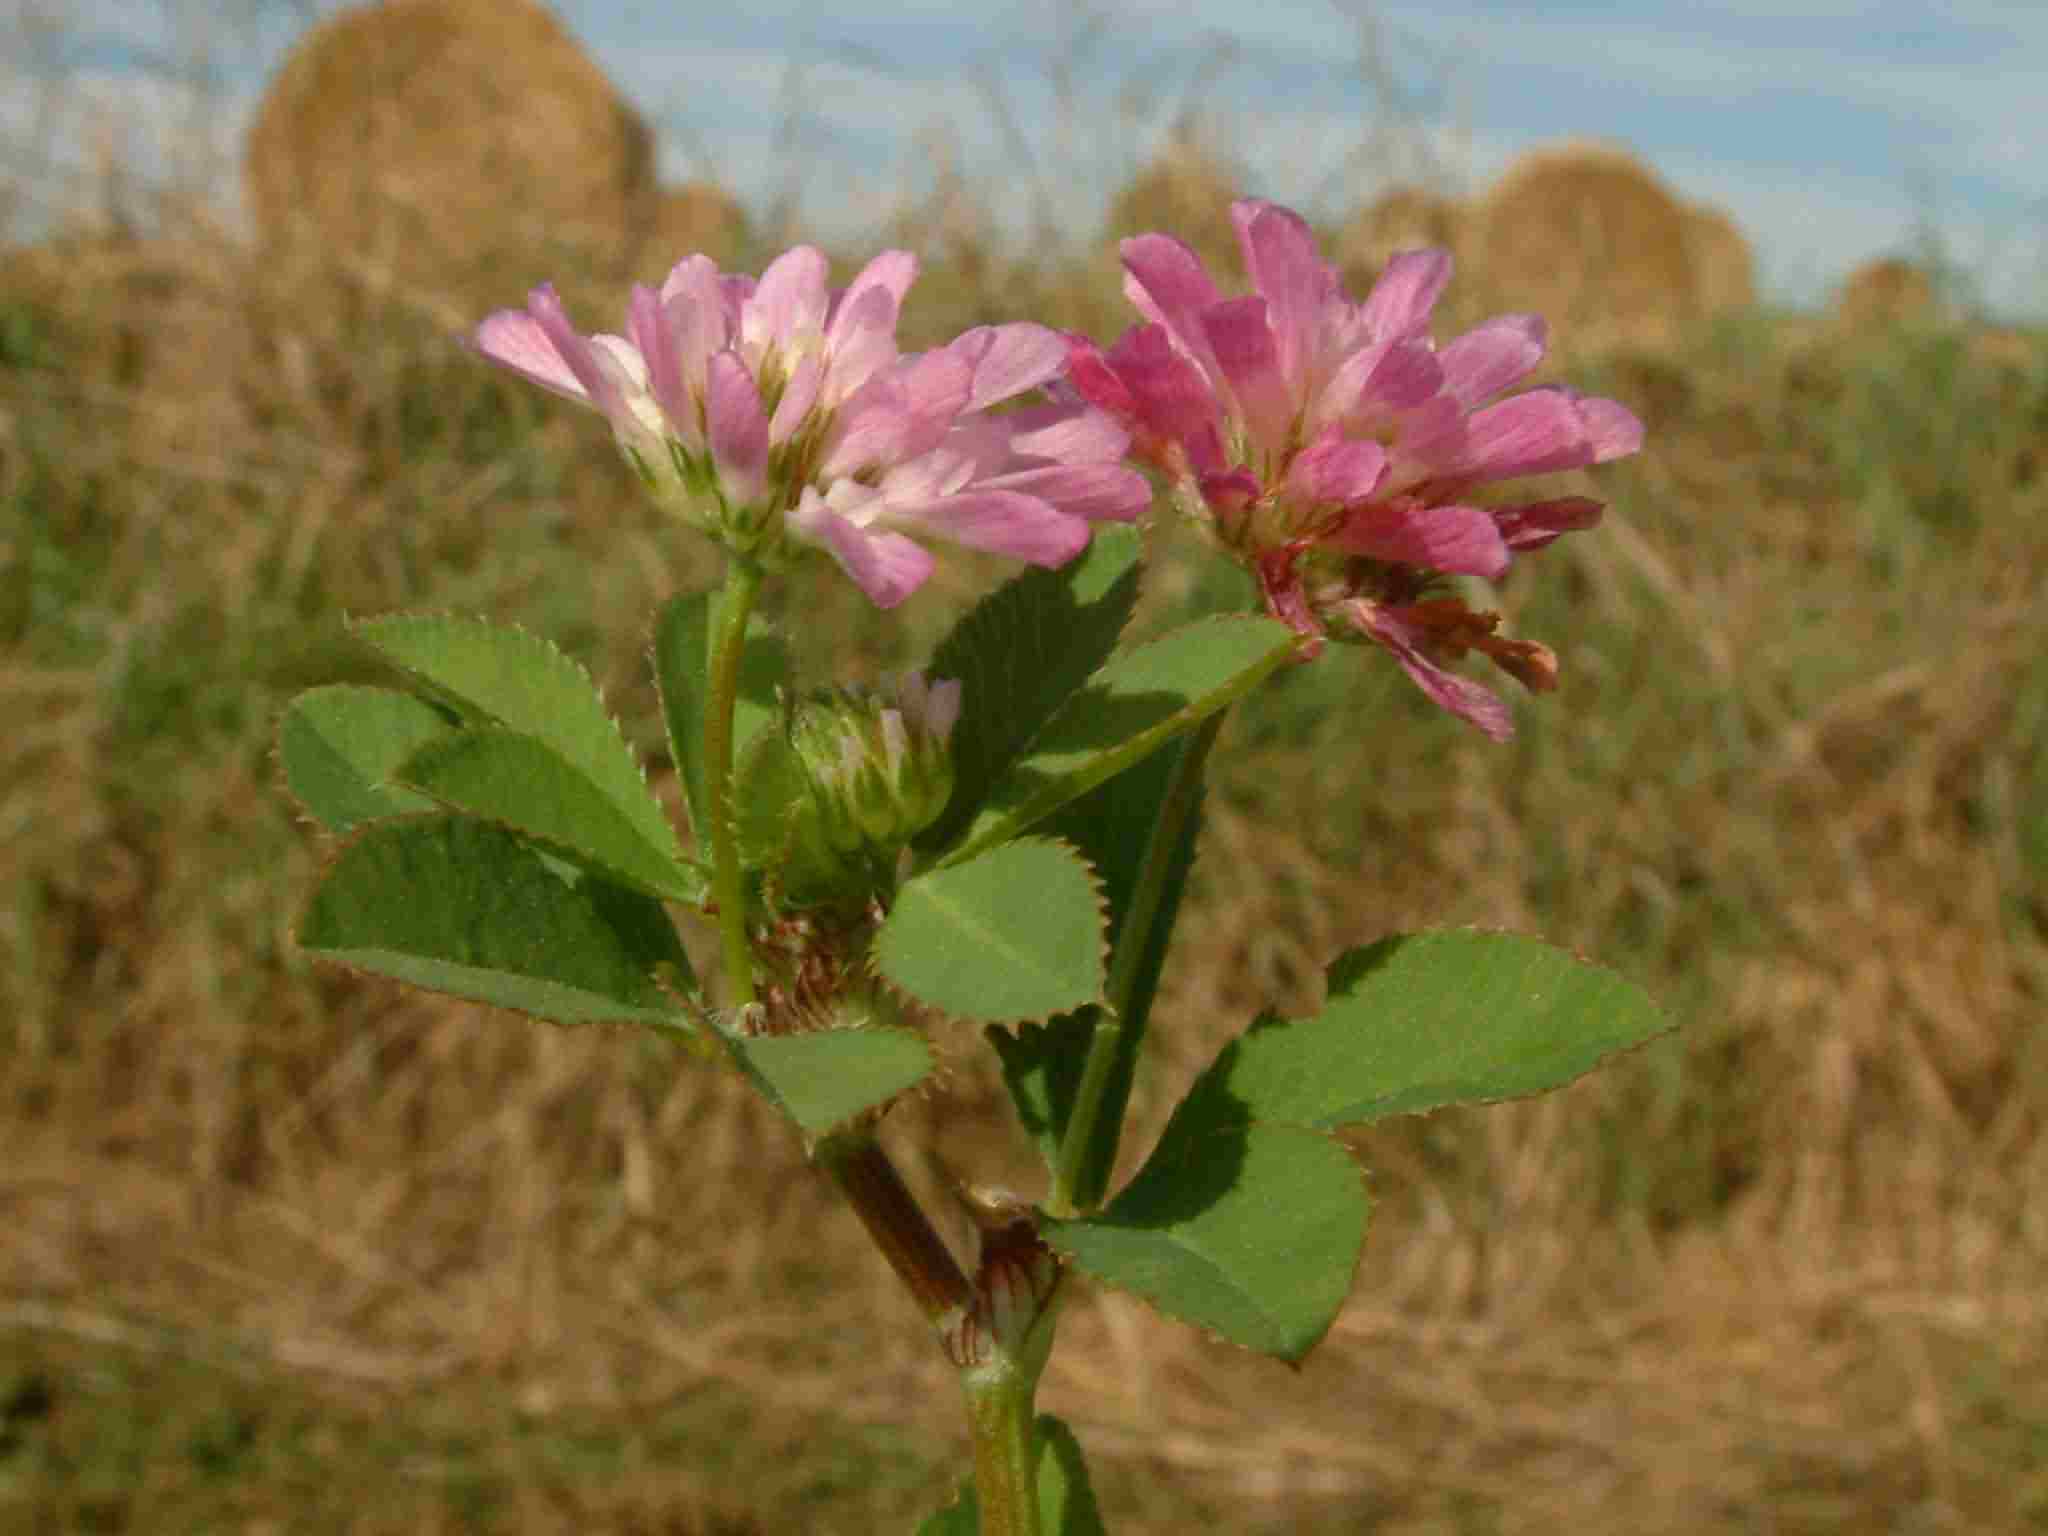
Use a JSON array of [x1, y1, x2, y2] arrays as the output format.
[[475, 247, 1150, 607], [1065, 199, 1644, 738]]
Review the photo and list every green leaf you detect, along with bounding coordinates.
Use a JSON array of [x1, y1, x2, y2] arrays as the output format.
[[942, 616, 1297, 865], [1043, 1123, 1367, 1363], [990, 734, 1206, 1195], [278, 685, 452, 833], [651, 591, 789, 849], [915, 1416, 1106, 1536], [396, 729, 704, 903], [298, 815, 693, 1026], [876, 840, 1105, 1023], [354, 613, 683, 875], [724, 1027, 935, 1138], [917, 525, 1143, 855], [1178, 931, 1671, 1132]]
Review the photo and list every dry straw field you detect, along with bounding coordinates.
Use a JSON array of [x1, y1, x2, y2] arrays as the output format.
[[3, 3, 2047, 1531]]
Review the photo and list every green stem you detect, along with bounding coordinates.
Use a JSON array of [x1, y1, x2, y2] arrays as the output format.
[[963, 1364, 1043, 1536], [1047, 709, 1228, 1217], [705, 557, 764, 1009]]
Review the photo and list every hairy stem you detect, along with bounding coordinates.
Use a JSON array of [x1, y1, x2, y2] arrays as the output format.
[[705, 558, 764, 1009]]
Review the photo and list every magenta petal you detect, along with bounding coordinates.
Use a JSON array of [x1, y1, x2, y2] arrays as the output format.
[[1359, 249, 1452, 340], [788, 494, 934, 609], [1064, 334, 1139, 419], [1234, 199, 1329, 386], [1347, 602, 1513, 740], [1285, 430, 1388, 506], [472, 305, 591, 404], [1203, 295, 1295, 452], [1330, 500, 1511, 581], [1493, 496, 1605, 551], [1109, 324, 1222, 445], [1438, 314, 1547, 406], [887, 489, 1091, 566], [950, 323, 1067, 410], [980, 462, 1151, 523], [705, 352, 768, 502]]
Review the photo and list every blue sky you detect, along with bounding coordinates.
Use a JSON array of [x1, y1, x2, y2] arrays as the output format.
[[9, 1, 2045, 315]]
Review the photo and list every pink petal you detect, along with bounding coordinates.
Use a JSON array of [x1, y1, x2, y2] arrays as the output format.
[[630, 283, 689, 434], [823, 280, 906, 400], [829, 249, 918, 346], [1119, 233, 1225, 373], [1346, 601, 1513, 740], [948, 323, 1067, 409], [999, 402, 1132, 464], [526, 285, 623, 414], [1578, 395, 1645, 462], [1329, 500, 1511, 581], [1438, 314, 1547, 407], [1063, 334, 1139, 420], [1430, 388, 1594, 481], [1284, 429, 1388, 506], [886, 489, 1092, 566], [705, 351, 768, 502], [1108, 324, 1223, 445], [788, 493, 934, 608], [823, 350, 973, 475], [768, 352, 823, 443], [1359, 249, 1452, 341], [1233, 199, 1330, 389], [1202, 295, 1295, 453], [472, 304, 591, 404], [1323, 334, 1443, 425], [1492, 496, 1604, 552], [979, 462, 1151, 523]]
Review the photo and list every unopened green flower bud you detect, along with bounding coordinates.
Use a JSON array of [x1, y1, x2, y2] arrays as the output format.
[[782, 672, 961, 904]]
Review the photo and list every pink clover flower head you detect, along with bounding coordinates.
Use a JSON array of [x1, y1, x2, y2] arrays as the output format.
[[473, 248, 1150, 607], [1065, 199, 1644, 738]]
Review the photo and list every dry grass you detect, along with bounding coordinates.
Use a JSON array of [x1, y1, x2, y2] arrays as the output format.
[[5, 23, 2048, 1534]]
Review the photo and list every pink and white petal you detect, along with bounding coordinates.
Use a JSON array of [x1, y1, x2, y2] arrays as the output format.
[[1359, 248, 1453, 341], [821, 282, 906, 401], [1492, 495, 1605, 551], [1346, 601, 1513, 740], [1202, 295, 1296, 452], [788, 492, 934, 609], [885, 489, 1092, 566], [745, 245, 830, 355], [823, 351, 974, 476], [978, 461, 1151, 523], [705, 351, 769, 503], [523, 285, 626, 415], [948, 323, 1067, 410], [1285, 429, 1389, 507], [472, 304, 592, 405], [660, 261, 730, 405], [1329, 500, 1511, 581], [829, 249, 918, 346], [1438, 314, 1548, 407], [1234, 199, 1331, 389], [768, 352, 824, 444], [629, 284, 691, 435]]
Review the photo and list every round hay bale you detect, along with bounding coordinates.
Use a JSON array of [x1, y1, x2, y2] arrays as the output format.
[[244, 0, 655, 301], [1683, 201, 1756, 315], [1336, 185, 1465, 294], [1472, 140, 1697, 348], [1106, 136, 1242, 279], [1831, 258, 1937, 332], [643, 181, 750, 270]]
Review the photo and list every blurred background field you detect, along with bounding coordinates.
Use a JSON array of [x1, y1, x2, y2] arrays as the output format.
[[3, 1, 2047, 1531]]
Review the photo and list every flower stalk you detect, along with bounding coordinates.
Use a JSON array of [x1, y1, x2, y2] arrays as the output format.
[[705, 556, 764, 1008]]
